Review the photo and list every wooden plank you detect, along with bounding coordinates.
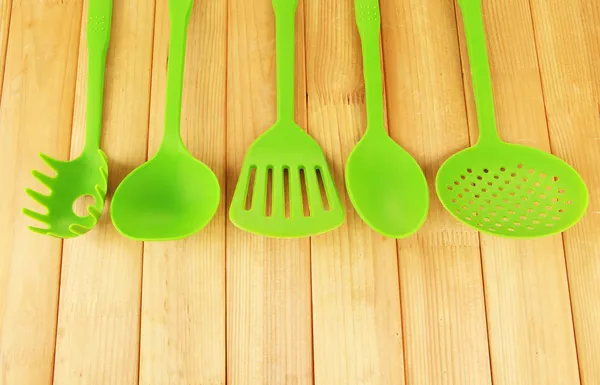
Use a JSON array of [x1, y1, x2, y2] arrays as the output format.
[[51, 0, 155, 383], [0, 0, 13, 324], [305, 1, 404, 384], [226, 0, 313, 384], [455, 1, 580, 384], [138, 0, 227, 383], [380, 0, 493, 383], [529, 1, 600, 383], [0, 0, 82, 383], [0, 0, 11, 91]]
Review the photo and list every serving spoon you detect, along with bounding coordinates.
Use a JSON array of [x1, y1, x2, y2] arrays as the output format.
[[345, 0, 429, 238], [110, 0, 220, 241]]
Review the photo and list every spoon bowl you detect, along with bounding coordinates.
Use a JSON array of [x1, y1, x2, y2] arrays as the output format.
[[346, 134, 429, 238], [110, 149, 220, 241]]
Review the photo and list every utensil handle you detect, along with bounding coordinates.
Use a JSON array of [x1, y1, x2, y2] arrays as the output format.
[[162, 0, 194, 150], [458, 0, 501, 145], [84, 0, 112, 152], [273, 0, 298, 124], [355, 0, 386, 135]]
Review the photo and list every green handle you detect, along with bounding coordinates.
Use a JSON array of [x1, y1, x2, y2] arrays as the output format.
[[273, 0, 298, 124], [84, 0, 112, 152], [458, 0, 501, 146], [355, 0, 385, 136], [162, 0, 194, 150]]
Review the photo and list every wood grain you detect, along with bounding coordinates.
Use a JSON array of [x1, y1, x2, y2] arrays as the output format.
[[0, 0, 11, 92], [138, 0, 227, 384], [380, 0, 493, 383], [0, 1, 598, 384], [0, 0, 82, 383], [529, 0, 600, 383], [0, 0, 13, 327], [455, 2, 581, 384], [305, 1, 404, 384], [226, 0, 314, 384], [51, 0, 155, 383]]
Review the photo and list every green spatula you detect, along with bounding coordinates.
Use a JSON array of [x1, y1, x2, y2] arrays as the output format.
[[435, 0, 588, 238], [229, 0, 345, 238]]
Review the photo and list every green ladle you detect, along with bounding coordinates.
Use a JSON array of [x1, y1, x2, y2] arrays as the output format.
[[435, 0, 588, 238], [110, 0, 220, 241], [345, 0, 429, 238]]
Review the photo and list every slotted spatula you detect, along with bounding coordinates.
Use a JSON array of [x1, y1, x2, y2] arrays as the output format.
[[229, 0, 344, 238]]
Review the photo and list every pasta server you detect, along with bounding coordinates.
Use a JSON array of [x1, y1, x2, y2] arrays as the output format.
[[229, 0, 344, 238], [23, 0, 112, 238], [435, 0, 588, 238]]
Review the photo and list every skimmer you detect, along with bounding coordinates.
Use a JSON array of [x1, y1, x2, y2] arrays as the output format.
[[435, 0, 588, 238]]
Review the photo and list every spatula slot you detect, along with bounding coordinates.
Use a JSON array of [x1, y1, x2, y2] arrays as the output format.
[[316, 167, 330, 211], [300, 167, 310, 217], [245, 166, 257, 211], [284, 167, 291, 218], [266, 167, 274, 217]]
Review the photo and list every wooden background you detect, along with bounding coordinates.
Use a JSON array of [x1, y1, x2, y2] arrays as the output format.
[[1, 0, 599, 384]]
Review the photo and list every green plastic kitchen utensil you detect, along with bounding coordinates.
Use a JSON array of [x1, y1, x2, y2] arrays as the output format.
[[344, 0, 429, 238], [228, 0, 344, 238], [110, 0, 220, 241], [435, 0, 588, 238], [23, 0, 112, 238]]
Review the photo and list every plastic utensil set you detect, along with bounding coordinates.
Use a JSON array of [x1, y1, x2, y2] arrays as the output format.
[[23, 0, 589, 241]]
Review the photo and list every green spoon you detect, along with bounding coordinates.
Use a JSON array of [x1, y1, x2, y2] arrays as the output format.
[[23, 0, 112, 238], [345, 0, 429, 238], [228, 0, 344, 238], [110, 0, 220, 241], [435, 0, 588, 238]]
